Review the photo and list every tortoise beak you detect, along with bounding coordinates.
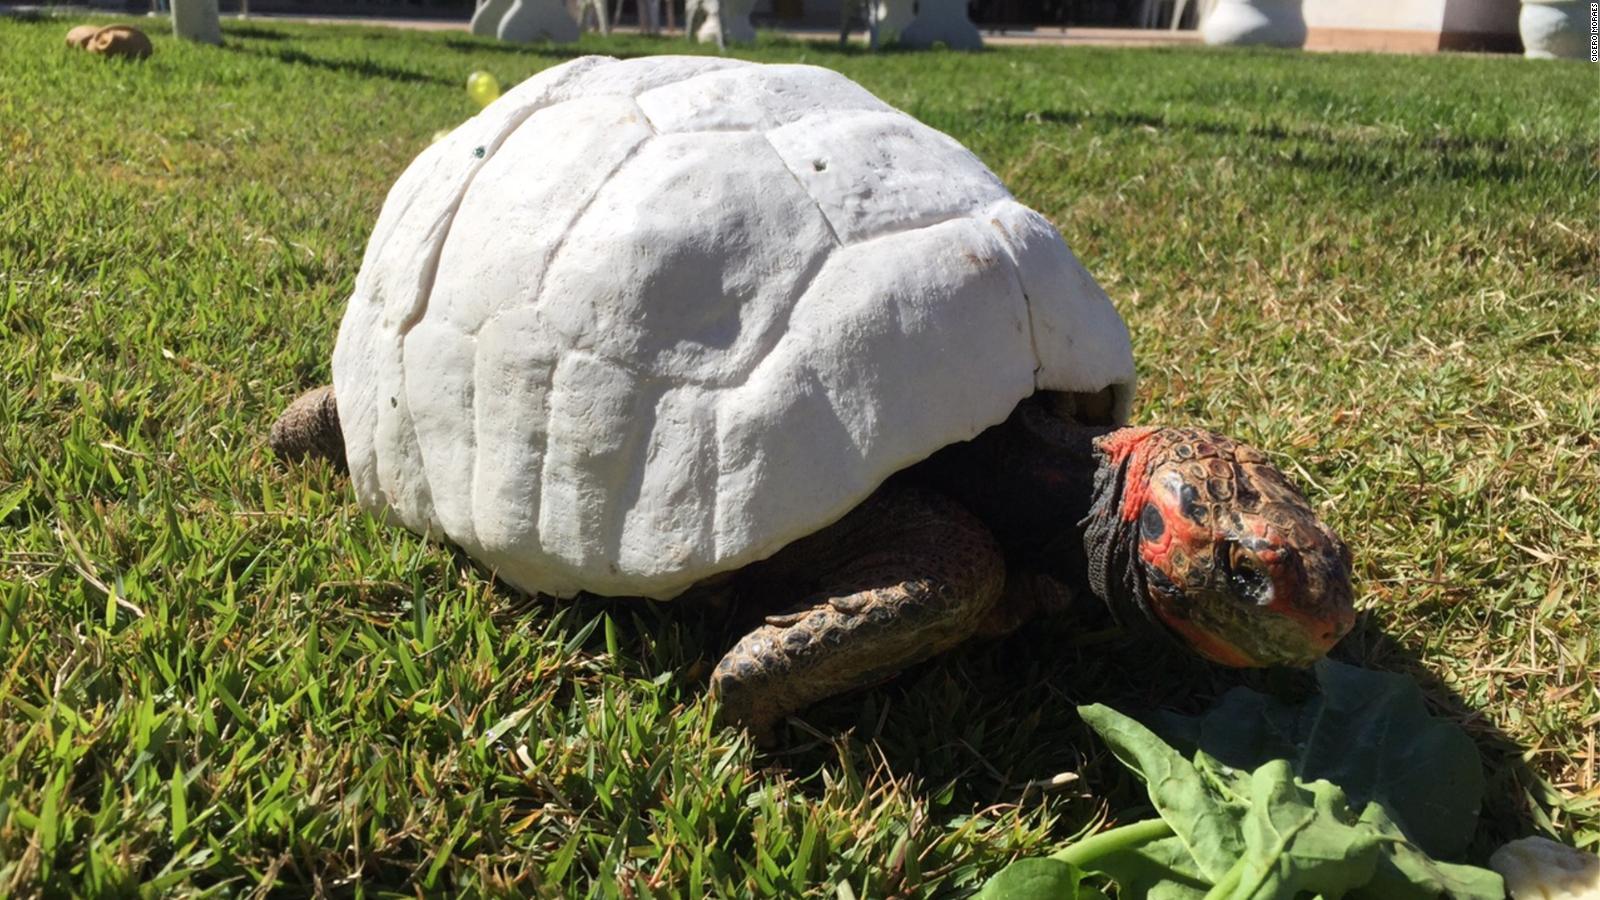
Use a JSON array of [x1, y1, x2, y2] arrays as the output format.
[[1157, 542, 1356, 669], [1276, 533, 1357, 659]]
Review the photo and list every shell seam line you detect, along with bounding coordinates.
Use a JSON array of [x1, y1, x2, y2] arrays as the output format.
[[982, 202, 1047, 382], [520, 103, 658, 559], [487, 97, 660, 342], [763, 130, 845, 250], [714, 240, 831, 392], [400, 88, 573, 547]]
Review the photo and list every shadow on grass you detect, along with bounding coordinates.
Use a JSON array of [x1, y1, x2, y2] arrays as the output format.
[[223, 23, 296, 41], [1024, 108, 1567, 186], [537, 574, 1546, 864], [442, 36, 600, 59], [223, 43, 453, 86]]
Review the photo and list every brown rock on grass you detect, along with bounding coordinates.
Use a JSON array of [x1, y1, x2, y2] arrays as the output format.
[[65, 24, 102, 48], [70, 25, 154, 59]]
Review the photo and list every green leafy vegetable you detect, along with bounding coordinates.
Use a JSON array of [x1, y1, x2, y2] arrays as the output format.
[[1078, 705, 1246, 882], [976, 858, 1109, 900], [1349, 804, 1507, 899], [1227, 760, 1383, 899], [1078, 707, 1398, 899], [1073, 833, 1211, 900], [979, 665, 1507, 899], [1152, 659, 1483, 859]]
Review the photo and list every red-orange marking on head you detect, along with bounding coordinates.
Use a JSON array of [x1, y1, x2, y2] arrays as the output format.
[[1096, 427, 1162, 522]]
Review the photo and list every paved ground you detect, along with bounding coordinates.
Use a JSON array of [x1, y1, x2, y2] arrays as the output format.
[[225, 12, 1204, 48]]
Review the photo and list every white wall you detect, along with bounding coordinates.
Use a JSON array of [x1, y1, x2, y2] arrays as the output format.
[[1303, 0, 1444, 32], [1304, 0, 1516, 34]]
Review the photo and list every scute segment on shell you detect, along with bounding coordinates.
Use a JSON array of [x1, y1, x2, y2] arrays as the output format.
[[427, 95, 656, 337], [704, 215, 1039, 592], [635, 64, 892, 134], [331, 55, 1138, 602], [403, 319, 480, 554], [766, 109, 1010, 245], [535, 129, 836, 387], [536, 353, 652, 580], [987, 202, 1137, 421], [468, 307, 559, 576]]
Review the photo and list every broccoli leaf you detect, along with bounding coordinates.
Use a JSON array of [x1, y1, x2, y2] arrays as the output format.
[[1152, 659, 1484, 859], [1077, 703, 1504, 900], [1082, 835, 1210, 900], [1078, 710, 1389, 898], [1351, 803, 1507, 900], [1228, 760, 1383, 899], [1077, 704, 1247, 882], [980, 665, 1505, 900], [976, 858, 1109, 900]]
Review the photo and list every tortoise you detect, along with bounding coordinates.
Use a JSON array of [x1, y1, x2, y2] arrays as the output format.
[[271, 55, 1356, 736]]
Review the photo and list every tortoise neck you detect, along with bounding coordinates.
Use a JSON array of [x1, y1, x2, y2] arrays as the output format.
[[1079, 428, 1159, 627], [905, 400, 1176, 630], [908, 401, 1122, 587]]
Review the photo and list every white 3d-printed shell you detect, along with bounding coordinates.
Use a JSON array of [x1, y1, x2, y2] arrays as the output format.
[[332, 55, 1135, 600]]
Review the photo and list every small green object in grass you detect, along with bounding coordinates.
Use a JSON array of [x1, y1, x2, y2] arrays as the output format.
[[466, 70, 500, 108]]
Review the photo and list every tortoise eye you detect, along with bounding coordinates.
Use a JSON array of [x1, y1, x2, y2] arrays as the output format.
[[1226, 542, 1272, 605], [1140, 502, 1165, 541], [1227, 542, 1253, 574]]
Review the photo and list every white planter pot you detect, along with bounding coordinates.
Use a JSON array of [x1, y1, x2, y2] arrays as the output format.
[[1201, 0, 1306, 47], [171, 0, 222, 44], [897, 0, 983, 49], [471, 0, 515, 36], [497, 0, 580, 42], [687, 0, 756, 44], [1519, 1, 1587, 59]]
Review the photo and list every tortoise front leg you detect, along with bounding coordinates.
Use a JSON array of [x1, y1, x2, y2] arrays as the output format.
[[710, 488, 1006, 738]]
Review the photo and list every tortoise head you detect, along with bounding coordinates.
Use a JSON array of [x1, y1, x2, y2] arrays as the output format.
[[1087, 427, 1356, 667]]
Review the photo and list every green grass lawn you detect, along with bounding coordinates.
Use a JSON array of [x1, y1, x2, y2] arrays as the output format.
[[2, 12, 1596, 895]]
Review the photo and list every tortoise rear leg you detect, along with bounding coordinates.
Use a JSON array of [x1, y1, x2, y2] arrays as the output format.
[[269, 384, 345, 469], [711, 487, 1006, 738]]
